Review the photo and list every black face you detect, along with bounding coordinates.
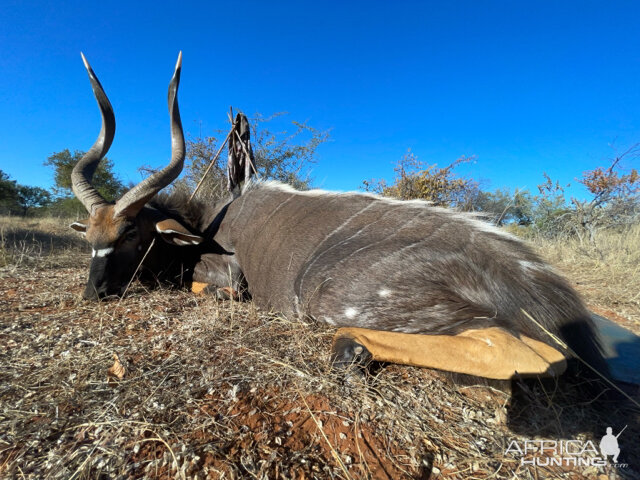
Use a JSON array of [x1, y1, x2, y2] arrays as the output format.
[[82, 225, 147, 300], [73, 205, 205, 301]]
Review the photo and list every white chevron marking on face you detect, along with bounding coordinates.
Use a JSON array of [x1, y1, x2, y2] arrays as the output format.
[[92, 247, 114, 258]]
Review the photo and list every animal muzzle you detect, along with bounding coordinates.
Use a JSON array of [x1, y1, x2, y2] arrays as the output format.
[[82, 257, 127, 300], [82, 282, 124, 300]]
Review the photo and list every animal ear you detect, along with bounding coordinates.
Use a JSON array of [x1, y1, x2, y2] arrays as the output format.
[[70, 220, 88, 234], [227, 113, 255, 194], [155, 218, 203, 246]]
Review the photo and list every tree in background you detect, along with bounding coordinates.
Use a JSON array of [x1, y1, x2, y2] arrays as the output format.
[[252, 114, 329, 190], [571, 145, 639, 242], [0, 170, 51, 216], [16, 186, 51, 216], [44, 149, 126, 217], [531, 173, 573, 237], [530, 145, 639, 242], [473, 188, 534, 226], [45, 149, 125, 199], [174, 113, 330, 202], [362, 151, 479, 209], [362, 144, 639, 241], [0, 170, 20, 215]]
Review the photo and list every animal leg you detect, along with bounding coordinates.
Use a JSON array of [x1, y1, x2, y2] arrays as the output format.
[[214, 286, 240, 300], [332, 327, 567, 380]]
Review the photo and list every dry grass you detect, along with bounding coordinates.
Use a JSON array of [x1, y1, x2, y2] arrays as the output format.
[[0, 216, 87, 269], [0, 217, 639, 479], [527, 224, 640, 333]]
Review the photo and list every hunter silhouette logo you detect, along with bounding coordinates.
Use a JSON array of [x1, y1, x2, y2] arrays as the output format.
[[600, 425, 626, 463]]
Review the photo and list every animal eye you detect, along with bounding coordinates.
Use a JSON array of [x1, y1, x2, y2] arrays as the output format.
[[125, 230, 138, 241]]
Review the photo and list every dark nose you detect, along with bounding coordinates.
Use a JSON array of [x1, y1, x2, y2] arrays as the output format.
[[83, 256, 121, 300], [82, 282, 121, 300], [82, 283, 103, 300]]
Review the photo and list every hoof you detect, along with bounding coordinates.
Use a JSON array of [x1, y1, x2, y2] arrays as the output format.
[[203, 286, 239, 300], [331, 336, 373, 372]]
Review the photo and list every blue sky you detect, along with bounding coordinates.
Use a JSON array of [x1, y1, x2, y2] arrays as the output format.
[[1, 1, 639, 200]]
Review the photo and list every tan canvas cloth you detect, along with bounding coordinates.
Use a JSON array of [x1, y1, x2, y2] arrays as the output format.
[[334, 327, 567, 380], [191, 281, 209, 294]]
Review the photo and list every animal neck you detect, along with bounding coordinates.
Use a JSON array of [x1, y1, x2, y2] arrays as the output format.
[[213, 183, 297, 252]]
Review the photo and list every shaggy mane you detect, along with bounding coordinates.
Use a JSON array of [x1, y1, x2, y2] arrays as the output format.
[[149, 190, 221, 233]]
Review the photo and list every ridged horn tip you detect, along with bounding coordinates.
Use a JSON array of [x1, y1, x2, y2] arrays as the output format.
[[80, 52, 90, 71], [175, 51, 182, 71]]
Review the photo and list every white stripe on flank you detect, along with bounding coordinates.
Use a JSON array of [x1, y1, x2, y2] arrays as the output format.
[[297, 202, 377, 294], [450, 212, 516, 240], [92, 247, 114, 258], [520, 260, 553, 274]]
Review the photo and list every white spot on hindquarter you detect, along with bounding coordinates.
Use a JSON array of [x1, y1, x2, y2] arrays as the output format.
[[92, 247, 114, 258], [378, 288, 391, 298], [344, 307, 359, 319]]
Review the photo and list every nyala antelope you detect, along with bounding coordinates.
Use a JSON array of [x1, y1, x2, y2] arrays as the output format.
[[70, 53, 610, 382]]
